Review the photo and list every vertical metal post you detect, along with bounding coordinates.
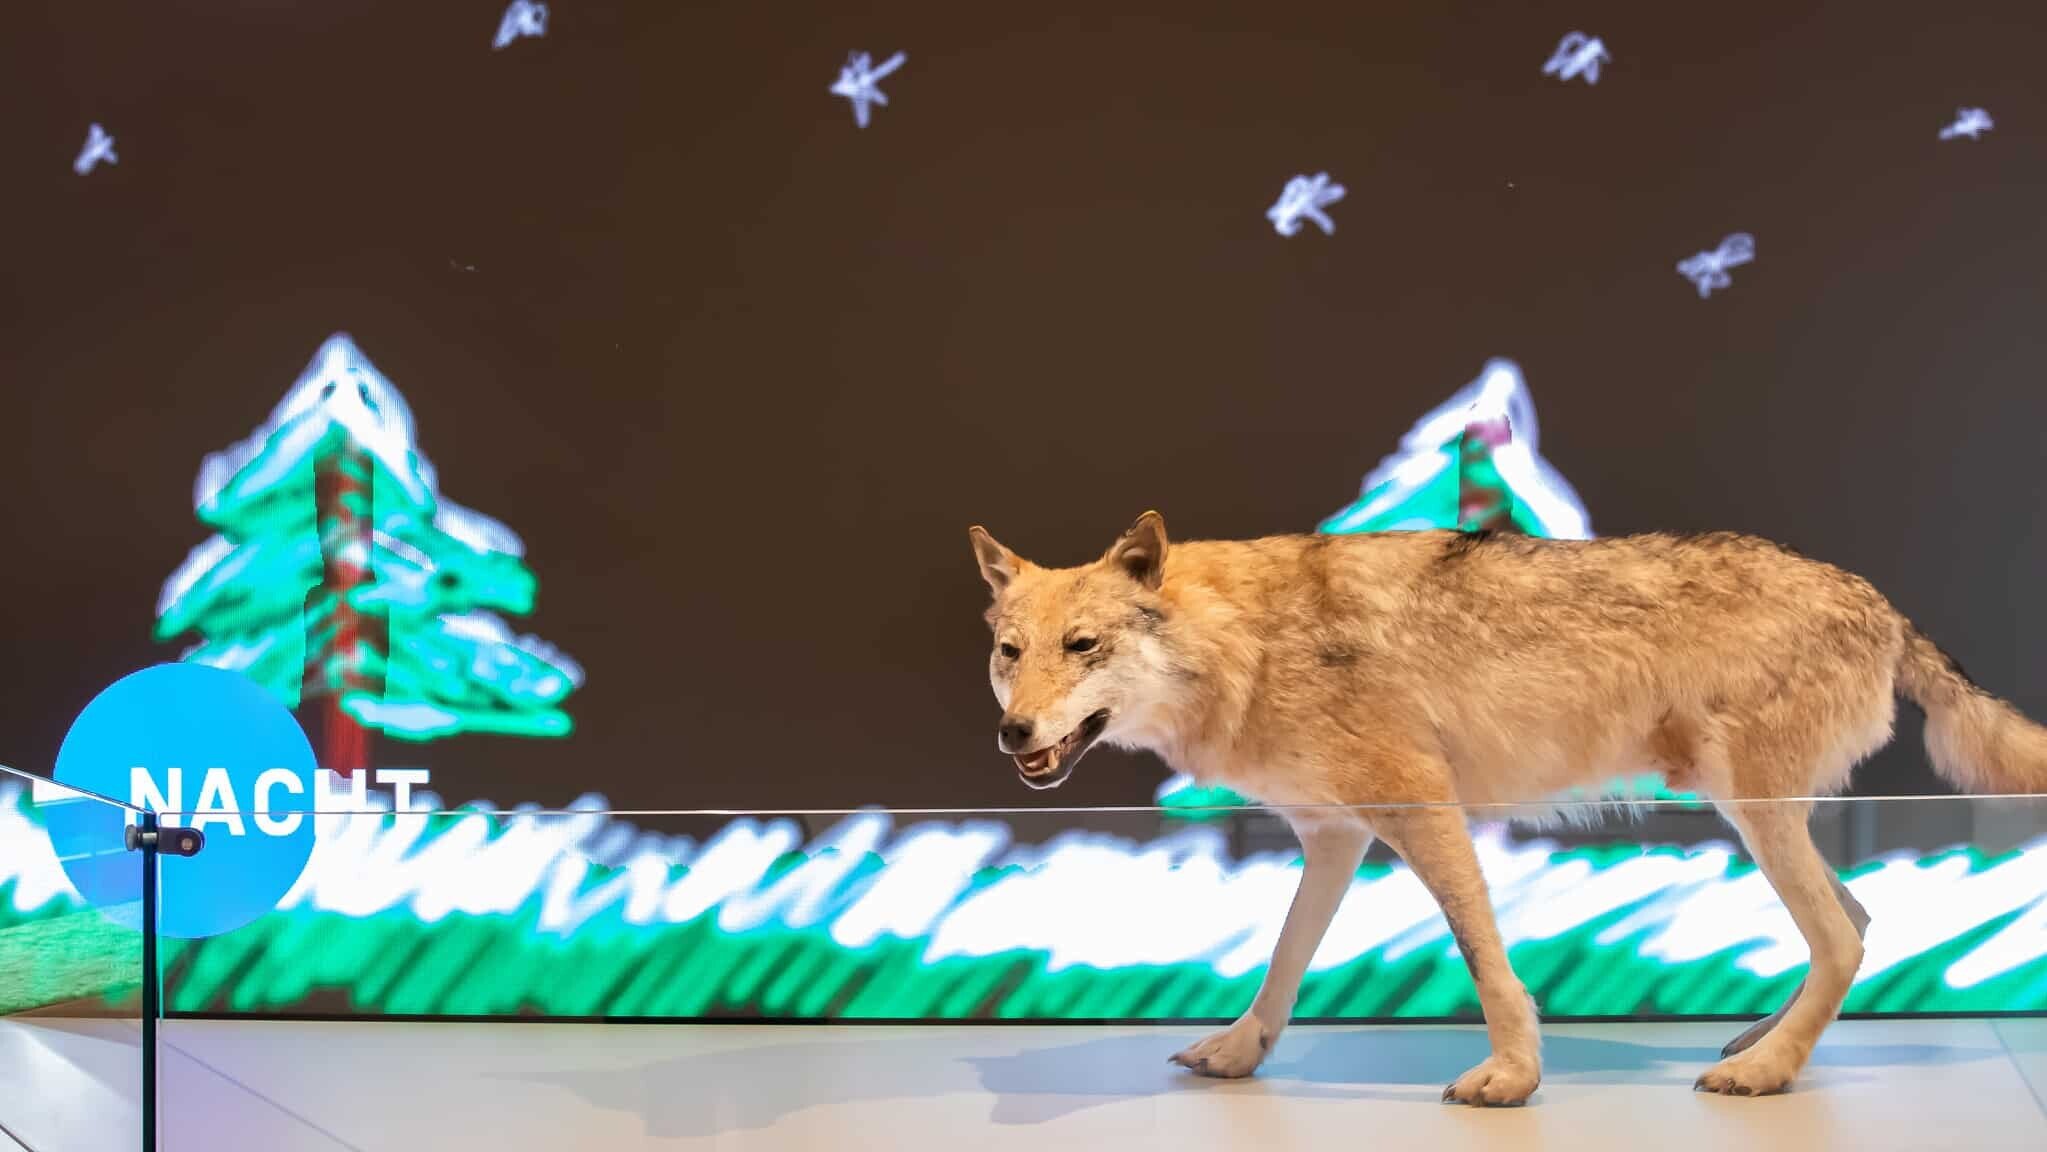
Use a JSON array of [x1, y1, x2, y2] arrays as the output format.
[[139, 812, 159, 1152]]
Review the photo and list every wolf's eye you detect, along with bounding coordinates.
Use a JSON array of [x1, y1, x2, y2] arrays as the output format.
[[1065, 636, 1098, 654], [998, 643, 1021, 660]]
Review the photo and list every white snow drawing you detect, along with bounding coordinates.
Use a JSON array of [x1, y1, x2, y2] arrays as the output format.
[[493, 0, 548, 51], [1676, 233, 1755, 298], [1542, 32, 1609, 84], [1266, 173, 1345, 237], [74, 124, 117, 176], [1939, 107, 1993, 141], [830, 51, 906, 129]]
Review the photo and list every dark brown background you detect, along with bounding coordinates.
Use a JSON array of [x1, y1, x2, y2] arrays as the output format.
[[4, 1, 2045, 811]]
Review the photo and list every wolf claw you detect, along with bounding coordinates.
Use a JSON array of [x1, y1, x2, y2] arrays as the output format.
[[1169, 1017, 1271, 1079]]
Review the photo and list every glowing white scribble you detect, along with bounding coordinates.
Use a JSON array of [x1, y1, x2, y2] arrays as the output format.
[[830, 51, 906, 129], [648, 822, 795, 926], [1677, 233, 1755, 298], [250, 803, 2047, 985], [1939, 107, 1993, 141], [1267, 173, 1345, 237], [1948, 878, 2047, 987], [1542, 33, 1609, 85], [1508, 849, 1733, 945], [2, 782, 92, 912], [493, 0, 548, 51], [1322, 359, 1592, 540], [830, 821, 1011, 949], [720, 814, 888, 934], [73, 124, 117, 176]]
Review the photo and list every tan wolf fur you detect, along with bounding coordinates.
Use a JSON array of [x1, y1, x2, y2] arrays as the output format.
[[967, 512, 2047, 1104]]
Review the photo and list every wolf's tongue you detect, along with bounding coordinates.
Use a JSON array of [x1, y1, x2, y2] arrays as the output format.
[[1016, 747, 1060, 774]]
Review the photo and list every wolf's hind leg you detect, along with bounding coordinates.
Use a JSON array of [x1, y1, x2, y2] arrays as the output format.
[[1694, 799, 1865, 1095], [1170, 816, 1370, 1078], [1374, 805, 1542, 1106], [1720, 873, 1869, 1057]]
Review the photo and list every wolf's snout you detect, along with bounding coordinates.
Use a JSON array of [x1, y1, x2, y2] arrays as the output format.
[[997, 716, 1035, 753]]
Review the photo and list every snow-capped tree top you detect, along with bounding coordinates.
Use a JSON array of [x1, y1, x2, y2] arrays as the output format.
[[1396, 359, 1543, 458], [190, 333, 523, 556], [196, 333, 430, 515], [1337, 359, 1591, 539]]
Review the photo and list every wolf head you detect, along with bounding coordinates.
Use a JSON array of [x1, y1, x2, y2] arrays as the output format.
[[967, 512, 1180, 790]]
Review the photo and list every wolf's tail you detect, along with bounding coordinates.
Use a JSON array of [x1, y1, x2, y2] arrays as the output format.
[[1897, 625, 2047, 794]]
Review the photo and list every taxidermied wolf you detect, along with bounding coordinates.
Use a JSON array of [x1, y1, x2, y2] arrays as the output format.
[[968, 512, 2047, 1103]]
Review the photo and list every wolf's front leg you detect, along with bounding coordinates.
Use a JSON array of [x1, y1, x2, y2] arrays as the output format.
[[1376, 806, 1542, 1106], [1170, 817, 1371, 1078]]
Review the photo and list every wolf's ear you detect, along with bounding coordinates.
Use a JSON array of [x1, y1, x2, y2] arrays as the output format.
[[968, 526, 1022, 596], [1105, 511, 1168, 591]]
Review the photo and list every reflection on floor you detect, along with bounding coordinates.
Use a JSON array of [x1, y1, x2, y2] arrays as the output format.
[[3, 1018, 2044, 1151]]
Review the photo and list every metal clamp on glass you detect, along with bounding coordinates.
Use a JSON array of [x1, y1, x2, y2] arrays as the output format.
[[125, 821, 205, 858]]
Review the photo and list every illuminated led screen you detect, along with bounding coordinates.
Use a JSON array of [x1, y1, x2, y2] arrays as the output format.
[[40, 348, 2006, 1023], [12, 7, 2047, 1037], [6, 783, 2044, 1020]]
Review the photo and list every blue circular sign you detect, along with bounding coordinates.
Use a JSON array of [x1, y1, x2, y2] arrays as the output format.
[[52, 663, 318, 939]]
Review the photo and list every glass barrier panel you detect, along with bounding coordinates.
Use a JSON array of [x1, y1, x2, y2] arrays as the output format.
[[153, 794, 2047, 1024], [0, 765, 148, 1152], [142, 793, 2047, 1148]]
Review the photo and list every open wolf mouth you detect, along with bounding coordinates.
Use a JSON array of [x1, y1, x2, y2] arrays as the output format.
[[1014, 709, 1110, 790]]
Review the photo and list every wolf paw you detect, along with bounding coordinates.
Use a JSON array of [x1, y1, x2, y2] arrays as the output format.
[[1168, 1016, 1272, 1079], [1693, 1048, 1798, 1097], [1441, 1055, 1540, 1107]]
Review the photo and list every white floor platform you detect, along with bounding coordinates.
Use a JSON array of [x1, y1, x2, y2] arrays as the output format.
[[3, 1017, 2044, 1151]]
